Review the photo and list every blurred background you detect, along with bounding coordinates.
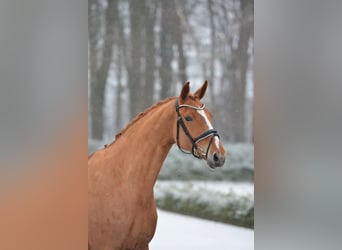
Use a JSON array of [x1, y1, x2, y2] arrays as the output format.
[[88, 0, 254, 239], [2, 0, 342, 249], [88, 0, 253, 143]]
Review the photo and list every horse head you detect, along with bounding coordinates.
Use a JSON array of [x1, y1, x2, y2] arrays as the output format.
[[174, 81, 226, 168]]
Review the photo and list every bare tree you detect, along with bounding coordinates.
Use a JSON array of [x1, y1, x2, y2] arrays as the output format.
[[113, 2, 126, 131], [89, 0, 117, 140], [115, 44, 123, 131], [142, 0, 158, 109], [88, 0, 254, 143], [226, 0, 253, 142], [127, 0, 144, 118], [159, 0, 174, 99], [207, 0, 217, 106], [173, 1, 187, 84]]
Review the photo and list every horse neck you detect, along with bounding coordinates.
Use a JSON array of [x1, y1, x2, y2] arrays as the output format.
[[112, 99, 176, 190]]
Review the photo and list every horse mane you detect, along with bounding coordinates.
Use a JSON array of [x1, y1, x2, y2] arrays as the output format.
[[107, 96, 176, 147]]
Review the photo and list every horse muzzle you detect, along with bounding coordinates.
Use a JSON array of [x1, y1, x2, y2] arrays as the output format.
[[207, 152, 225, 169]]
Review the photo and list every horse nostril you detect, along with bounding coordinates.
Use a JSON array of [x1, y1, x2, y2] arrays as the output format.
[[213, 153, 219, 162]]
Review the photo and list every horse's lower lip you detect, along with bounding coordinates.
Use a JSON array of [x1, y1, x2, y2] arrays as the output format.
[[207, 161, 219, 169], [206, 159, 225, 169]]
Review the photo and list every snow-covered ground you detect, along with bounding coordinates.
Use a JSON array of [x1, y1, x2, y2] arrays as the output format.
[[155, 180, 254, 196], [154, 181, 254, 227], [150, 209, 254, 250]]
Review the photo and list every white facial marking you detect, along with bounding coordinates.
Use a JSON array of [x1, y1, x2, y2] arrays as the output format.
[[197, 109, 213, 129], [197, 109, 221, 149], [214, 135, 220, 149]]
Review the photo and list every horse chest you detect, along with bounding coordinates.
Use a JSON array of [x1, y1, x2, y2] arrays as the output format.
[[128, 196, 157, 232], [119, 201, 157, 249], [89, 199, 157, 250]]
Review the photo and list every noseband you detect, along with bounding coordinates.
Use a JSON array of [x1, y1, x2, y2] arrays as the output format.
[[175, 98, 220, 159]]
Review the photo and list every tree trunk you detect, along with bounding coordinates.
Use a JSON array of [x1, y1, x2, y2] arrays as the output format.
[[128, 0, 144, 118], [227, 0, 253, 142], [113, 0, 127, 131], [115, 49, 123, 131], [159, 0, 173, 99], [90, 77, 105, 139], [89, 0, 117, 140], [173, 0, 187, 84], [143, 0, 157, 109], [177, 37, 187, 84], [89, 0, 100, 139], [207, 0, 216, 106]]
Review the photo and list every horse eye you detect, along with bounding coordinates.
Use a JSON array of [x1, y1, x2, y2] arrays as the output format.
[[185, 116, 193, 122]]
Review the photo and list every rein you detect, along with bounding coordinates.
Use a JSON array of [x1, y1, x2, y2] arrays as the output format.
[[175, 98, 219, 159]]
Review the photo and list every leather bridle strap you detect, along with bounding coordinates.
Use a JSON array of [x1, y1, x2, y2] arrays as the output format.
[[175, 98, 219, 159]]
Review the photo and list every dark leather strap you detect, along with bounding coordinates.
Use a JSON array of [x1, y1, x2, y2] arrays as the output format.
[[175, 98, 220, 159]]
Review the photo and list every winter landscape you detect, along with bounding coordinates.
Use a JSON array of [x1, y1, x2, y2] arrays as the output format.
[[89, 0, 254, 248], [150, 209, 254, 250]]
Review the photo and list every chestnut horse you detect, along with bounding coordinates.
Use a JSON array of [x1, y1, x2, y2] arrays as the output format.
[[88, 81, 226, 250]]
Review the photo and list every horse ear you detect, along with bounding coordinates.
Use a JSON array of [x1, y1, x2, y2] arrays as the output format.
[[194, 80, 208, 100], [180, 81, 190, 100]]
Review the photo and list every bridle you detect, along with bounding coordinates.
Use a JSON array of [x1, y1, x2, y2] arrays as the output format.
[[175, 98, 220, 159]]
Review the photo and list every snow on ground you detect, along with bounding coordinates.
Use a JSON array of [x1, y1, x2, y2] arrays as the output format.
[[155, 181, 254, 197], [150, 209, 254, 250]]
